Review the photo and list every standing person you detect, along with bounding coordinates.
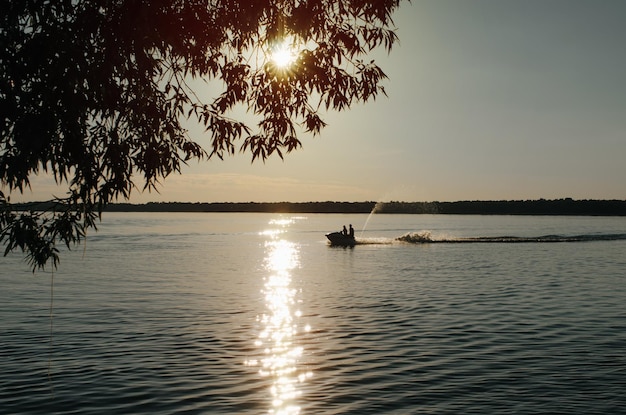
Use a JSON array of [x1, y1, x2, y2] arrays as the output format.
[[342, 225, 348, 236], [349, 224, 355, 239]]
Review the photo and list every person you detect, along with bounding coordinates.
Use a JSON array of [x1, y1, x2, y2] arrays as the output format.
[[342, 225, 348, 236], [349, 224, 355, 239]]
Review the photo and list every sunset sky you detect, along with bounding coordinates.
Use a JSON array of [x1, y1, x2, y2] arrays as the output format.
[[15, 0, 626, 203]]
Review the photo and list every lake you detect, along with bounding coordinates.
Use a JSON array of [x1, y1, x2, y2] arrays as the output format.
[[2, 212, 626, 414]]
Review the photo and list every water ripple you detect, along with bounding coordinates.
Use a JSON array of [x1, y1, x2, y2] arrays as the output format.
[[3, 214, 626, 414]]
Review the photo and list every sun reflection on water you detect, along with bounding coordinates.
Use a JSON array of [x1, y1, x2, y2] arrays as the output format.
[[247, 218, 312, 415]]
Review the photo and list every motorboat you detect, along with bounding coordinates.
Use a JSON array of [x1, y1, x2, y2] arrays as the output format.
[[326, 232, 356, 246]]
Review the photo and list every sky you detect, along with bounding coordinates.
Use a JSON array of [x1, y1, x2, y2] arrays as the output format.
[[14, 0, 626, 203]]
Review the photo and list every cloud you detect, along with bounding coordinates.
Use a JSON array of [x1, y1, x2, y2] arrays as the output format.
[[3, 171, 375, 203], [130, 173, 374, 203]]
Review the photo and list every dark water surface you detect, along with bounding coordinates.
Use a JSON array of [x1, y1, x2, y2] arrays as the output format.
[[2, 213, 625, 414]]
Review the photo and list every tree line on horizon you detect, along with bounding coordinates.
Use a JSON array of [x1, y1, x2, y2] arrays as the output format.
[[13, 198, 623, 215], [109, 199, 626, 215]]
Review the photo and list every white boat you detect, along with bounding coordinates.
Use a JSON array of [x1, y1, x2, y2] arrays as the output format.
[[325, 232, 356, 246]]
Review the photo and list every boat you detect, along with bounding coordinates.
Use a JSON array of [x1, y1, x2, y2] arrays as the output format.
[[326, 232, 356, 246]]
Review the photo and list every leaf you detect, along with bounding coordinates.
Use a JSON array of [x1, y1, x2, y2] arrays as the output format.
[[1, 0, 404, 269]]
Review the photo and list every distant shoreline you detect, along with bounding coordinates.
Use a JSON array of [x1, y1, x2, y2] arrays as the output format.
[[10, 199, 617, 216], [12, 199, 626, 216]]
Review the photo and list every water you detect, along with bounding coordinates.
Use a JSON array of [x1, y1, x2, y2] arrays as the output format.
[[2, 212, 626, 414]]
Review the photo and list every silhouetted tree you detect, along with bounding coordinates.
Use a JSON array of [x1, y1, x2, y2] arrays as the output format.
[[0, 0, 403, 269]]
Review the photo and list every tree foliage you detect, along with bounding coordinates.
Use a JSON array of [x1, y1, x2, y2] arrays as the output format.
[[1, 0, 403, 269]]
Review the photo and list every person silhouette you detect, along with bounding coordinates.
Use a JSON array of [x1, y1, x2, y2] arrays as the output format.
[[342, 225, 348, 236], [349, 224, 354, 239]]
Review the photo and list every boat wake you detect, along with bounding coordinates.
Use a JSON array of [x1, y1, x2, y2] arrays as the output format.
[[396, 232, 626, 244], [354, 237, 396, 245], [327, 231, 626, 246]]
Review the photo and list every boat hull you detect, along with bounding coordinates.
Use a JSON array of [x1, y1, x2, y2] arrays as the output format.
[[326, 232, 356, 246]]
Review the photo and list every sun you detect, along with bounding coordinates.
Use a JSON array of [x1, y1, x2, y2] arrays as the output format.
[[271, 40, 297, 69]]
